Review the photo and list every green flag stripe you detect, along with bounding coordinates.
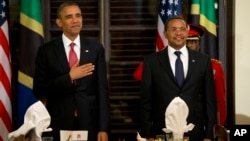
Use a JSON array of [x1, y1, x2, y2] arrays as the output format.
[[190, 2, 217, 36], [199, 0, 217, 36], [21, 0, 42, 24], [191, 0, 217, 23], [17, 0, 44, 128], [190, 0, 217, 58], [191, 0, 200, 4], [200, 0, 216, 24], [199, 14, 217, 36], [18, 71, 33, 89], [20, 13, 44, 37]]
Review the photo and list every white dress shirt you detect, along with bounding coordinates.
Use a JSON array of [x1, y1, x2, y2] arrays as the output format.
[[168, 46, 189, 78], [62, 34, 81, 61]]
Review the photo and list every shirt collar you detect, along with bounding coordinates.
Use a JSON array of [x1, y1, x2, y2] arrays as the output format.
[[62, 34, 80, 48], [168, 45, 188, 57]]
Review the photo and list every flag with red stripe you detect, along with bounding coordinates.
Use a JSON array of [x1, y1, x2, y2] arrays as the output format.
[[133, 0, 182, 81], [0, 0, 12, 140]]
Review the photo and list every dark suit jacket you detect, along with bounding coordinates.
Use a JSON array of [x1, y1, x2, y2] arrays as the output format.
[[33, 36, 110, 141], [140, 47, 217, 141]]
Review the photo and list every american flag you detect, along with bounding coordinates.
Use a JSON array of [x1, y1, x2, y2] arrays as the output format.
[[0, 0, 12, 140], [133, 0, 182, 81]]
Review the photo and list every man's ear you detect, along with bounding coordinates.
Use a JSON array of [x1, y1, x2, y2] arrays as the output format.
[[56, 18, 62, 27], [163, 31, 168, 39]]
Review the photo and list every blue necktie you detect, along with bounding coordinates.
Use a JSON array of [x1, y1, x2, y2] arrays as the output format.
[[175, 51, 184, 87]]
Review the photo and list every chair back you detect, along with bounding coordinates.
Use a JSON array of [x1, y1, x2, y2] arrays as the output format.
[[214, 124, 229, 141]]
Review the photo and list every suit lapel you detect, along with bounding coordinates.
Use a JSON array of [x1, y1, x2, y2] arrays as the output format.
[[78, 37, 92, 87], [54, 36, 91, 69], [79, 37, 91, 65], [185, 49, 197, 82], [158, 47, 199, 88], [157, 48, 176, 82], [53, 37, 70, 71]]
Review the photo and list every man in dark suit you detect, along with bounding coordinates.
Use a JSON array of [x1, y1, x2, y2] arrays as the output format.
[[139, 16, 217, 141], [186, 24, 227, 126], [33, 2, 109, 141]]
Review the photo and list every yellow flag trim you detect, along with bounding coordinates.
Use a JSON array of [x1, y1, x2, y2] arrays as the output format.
[[190, 4, 216, 36], [190, 4, 200, 15], [200, 15, 217, 36], [20, 13, 44, 37], [18, 71, 33, 89]]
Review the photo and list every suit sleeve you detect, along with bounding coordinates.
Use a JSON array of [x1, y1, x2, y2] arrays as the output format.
[[96, 44, 110, 131], [140, 56, 153, 138], [204, 59, 217, 139]]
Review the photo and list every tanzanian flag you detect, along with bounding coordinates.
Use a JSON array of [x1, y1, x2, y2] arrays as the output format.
[[189, 0, 218, 59], [16, 0, 44, 128]]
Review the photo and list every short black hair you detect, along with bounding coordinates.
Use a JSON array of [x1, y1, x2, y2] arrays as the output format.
[[164, 16, 187, 31], [57, 2, 81, 18]]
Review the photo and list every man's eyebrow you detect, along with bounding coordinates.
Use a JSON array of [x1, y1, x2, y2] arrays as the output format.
[[65, 14, 73, 17], [76, 13, 82, 16]]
